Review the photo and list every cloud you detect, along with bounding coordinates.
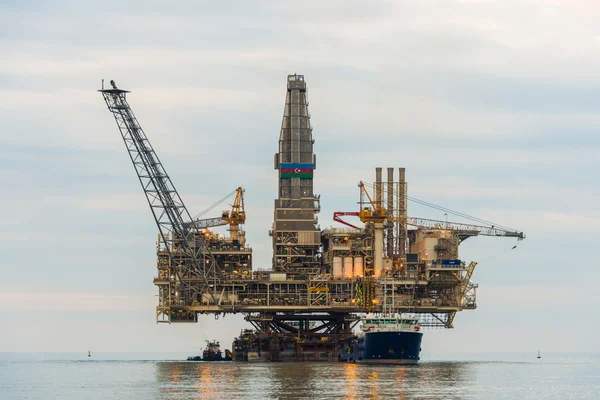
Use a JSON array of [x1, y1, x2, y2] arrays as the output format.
[[479, 283, 600, 310]]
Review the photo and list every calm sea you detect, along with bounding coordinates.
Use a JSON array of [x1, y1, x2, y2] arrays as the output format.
[[0, 352, 598, 399]]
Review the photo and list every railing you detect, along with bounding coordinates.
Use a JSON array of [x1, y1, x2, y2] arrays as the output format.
[[322, 227, 363, 235]]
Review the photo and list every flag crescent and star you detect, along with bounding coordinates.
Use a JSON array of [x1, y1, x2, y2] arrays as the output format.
[[279, 163, 314, 178]]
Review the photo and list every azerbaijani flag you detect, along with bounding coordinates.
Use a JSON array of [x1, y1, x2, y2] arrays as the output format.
[[280, 163, 314, 178]]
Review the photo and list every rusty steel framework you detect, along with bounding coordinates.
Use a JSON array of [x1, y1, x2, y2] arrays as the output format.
[[99, 75, 524, 339]]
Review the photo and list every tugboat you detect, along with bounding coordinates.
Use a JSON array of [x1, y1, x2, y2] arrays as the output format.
[[202, 340, 223, 361], [352, 315, 423, 365], [187, 340, 232, 361]]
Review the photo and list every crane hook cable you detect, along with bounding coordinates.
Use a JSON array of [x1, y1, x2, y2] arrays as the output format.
[[193, 188, 238, 220], [476, 241, 522, 263], [360, 181, 516, 231]]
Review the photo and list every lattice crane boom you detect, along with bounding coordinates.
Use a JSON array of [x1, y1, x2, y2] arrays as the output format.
[[333, 212, 525, 239], [188, 216, 229, 230], [405, 217, 525, 239], [333, 211, 360, 229], [99, 80, 218, 304]]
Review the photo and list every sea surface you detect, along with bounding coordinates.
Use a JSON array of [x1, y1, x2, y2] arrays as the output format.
[[0, 352, 598, 399]]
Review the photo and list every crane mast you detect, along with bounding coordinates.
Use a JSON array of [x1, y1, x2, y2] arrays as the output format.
[[222, 187, 246, 241], [99, 80, 218, 311]]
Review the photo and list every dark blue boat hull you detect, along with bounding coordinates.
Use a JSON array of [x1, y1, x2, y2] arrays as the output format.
[[354, 331, 423, 365]]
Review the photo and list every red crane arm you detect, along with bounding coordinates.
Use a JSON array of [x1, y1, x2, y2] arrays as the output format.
[[333, 212, 361, 229]]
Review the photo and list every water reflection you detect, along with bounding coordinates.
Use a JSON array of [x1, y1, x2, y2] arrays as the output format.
[[344, 363, 358, 399], [268, 363, 319, 399], [395, 367, 408, 399], [367, 370, 380, 398], [153, 361, 474, 399], [197, 364, 215, 399]]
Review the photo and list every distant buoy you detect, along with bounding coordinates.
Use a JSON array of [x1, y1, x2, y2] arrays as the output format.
[[537, 351, 541, 359], [88, 350, 91, 358]]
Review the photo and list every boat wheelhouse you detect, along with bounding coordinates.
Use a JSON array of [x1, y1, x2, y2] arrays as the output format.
[[359, 316, 421, 334]]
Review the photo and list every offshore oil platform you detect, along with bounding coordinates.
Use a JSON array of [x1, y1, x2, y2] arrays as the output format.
[[99, 75, 524, 363]]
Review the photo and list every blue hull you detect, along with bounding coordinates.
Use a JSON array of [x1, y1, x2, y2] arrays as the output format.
[[354, 331, 423, 365]]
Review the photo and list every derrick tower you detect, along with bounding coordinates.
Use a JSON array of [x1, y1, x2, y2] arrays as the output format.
[[271, 74, 321, 275]]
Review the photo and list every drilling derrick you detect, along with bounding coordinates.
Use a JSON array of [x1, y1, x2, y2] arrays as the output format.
[[271, 74, 321, 276]]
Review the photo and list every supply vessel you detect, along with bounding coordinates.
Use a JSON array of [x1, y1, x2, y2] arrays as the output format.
[[353, 315, 422, 364]]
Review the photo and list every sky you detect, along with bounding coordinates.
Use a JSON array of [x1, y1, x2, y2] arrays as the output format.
[[0, 0, 598, 355]]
